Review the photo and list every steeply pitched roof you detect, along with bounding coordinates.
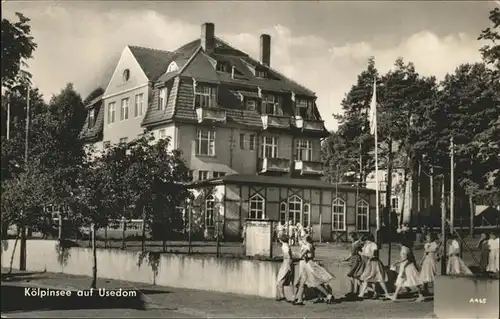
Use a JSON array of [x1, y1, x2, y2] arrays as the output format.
[[79, 98, 104, 142], [128, 46, 175, 81]]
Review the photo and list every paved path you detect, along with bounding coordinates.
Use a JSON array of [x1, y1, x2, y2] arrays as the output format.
[[1, 270, 435, 318]]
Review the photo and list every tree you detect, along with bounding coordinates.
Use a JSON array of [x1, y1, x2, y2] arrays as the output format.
[[1, 13, 37, 89], [478, 7, 500, 73], [83, 87, 104, 106]]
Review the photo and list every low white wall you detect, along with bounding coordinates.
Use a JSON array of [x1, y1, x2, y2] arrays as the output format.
[[1, 240, 352, 299]]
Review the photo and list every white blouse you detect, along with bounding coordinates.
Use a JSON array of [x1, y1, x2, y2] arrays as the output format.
[[488, 238, 499, 251]]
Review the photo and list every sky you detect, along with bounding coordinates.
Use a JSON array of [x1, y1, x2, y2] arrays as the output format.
[[3, 1, 498, 130]]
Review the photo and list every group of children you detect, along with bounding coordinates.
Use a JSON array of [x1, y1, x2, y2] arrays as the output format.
[[275, 221, 310, 246], [275, 229, 499, 305]]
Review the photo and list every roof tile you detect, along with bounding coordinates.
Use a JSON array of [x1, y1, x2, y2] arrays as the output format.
[[79, 101, 104, 142], [128, 46, 175, 81]]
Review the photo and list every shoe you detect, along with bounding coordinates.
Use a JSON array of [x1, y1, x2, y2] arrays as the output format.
[[415, 296, 425, 302], [325, 295, 335, 304], [292, 300, 305, 306], [275, 297, 286, 302]]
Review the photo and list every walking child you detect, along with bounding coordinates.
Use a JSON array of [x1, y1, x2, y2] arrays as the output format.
[[358, 233, 390, 300], [486, 232, 499, 274], [446, 233, 473, 275], [276, 234, 294, 301], [288, 221, 296, 246], [419, 232, 439, 295], [390, 239, 426, 302], [343, 232, 363, 300]]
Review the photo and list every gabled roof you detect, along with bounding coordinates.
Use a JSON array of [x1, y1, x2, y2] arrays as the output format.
[[128, 46, 175, 81]]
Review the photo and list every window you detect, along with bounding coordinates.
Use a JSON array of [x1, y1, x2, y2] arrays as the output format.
[[246, 99, 257, 111], [205, 195, 215, 227], [103, 141, 111, 149], [216, 62, 228, 72], [119, 137, 128, 145], [296, 98, 313, 118], [295, 140, 312, 161], [391, 197, 399, 210], [159, 129, 166, 139], [195, 85, 217, 108], [332, 198, 346, 231], [262, 94, 278, 115], [261, 136, 278, 158], [249, 194, 265, 219], [107, 102, 116, 124], [198, 170, 210, 181], [88, 109, 95, 128], [256, 70, 267, 78], [196, 129, 216, 156], [134, 93, 144, 117], [166, 61, 179, 73], [357, 200, 369, 232], [158, 88, 167, 111], [288, 195, 302, 225], [279, 202, 287, 225], [239, 133, 245, 149], [123, 69, 130, 81], [303, 203, 310, 228], [249, 134, 256, 151], [120, 98, 129, 121], [213, 172, 226, 178]]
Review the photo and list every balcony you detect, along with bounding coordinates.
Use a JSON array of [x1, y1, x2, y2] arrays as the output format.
[[259, 158, 291, 174], [261, 115, 292, 130], [293, 116, 325, 133], [294, 160, 324, 176], [195, 107, 227, 124]]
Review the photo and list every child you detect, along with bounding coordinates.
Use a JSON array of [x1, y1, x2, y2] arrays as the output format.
[[446, 233, 473, 275], [358, 233, 390, 300], [390, 238, 425, 302], [276, 234, 294, 301], [419, 232, 439, 295], [343, 232, 363, 300], [486, 232, 499, 274], [276, 222, 285, 244], [288, 221, 296, 246], [477, 233, 489, 273]]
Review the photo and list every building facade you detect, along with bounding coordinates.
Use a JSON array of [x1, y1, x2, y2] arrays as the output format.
[[79, 22, 378, 241]]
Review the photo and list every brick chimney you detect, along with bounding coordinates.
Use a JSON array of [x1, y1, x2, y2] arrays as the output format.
[[201, 22, 215, 54], [259, 34, 271, 66]]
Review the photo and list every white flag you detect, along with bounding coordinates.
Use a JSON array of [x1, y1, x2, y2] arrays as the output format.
[[369, 77, 377, 135]]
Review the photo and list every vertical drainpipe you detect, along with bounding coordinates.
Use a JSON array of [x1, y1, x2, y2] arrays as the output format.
[[229, 128, 234, 168], [256, 132, 261, 173]]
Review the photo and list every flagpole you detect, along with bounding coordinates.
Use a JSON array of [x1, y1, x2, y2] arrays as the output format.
[[375, 106, 380, 244]]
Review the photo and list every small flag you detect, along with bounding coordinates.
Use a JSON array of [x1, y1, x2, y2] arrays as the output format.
[[369, 77, 377, 135]]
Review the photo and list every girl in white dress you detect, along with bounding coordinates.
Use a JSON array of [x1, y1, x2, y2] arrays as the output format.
[[390, 240, 425, 302], [358, 233, 390, 299], [293, 236, 335, 305], [276, 222, 285, 244], [446, 234, 473, 275], [288, 221, 296, 246], [419, 232, 439, 294], [486, 232, 499, 273], [276, 234, 294, 301]]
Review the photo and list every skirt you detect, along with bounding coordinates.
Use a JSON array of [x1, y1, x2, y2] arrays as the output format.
[[352, 255, 368, 279], [276, 258, 294, 285], [347, 254, 362, 278], [480, 249, 490, 272], [359, 258, 388, 283], [396, 261, 422, 288], [303, 260, 335, 288], [486, 249, 499, 273], [295, 260, 307, 287], [447, 255, 473, 275], [419, 254, 437, 283]]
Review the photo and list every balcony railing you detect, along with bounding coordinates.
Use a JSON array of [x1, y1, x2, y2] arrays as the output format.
[[294, 160, 324, 176], [196, 107, 227, 123], [261, 115, 292, 130], [293, 116, 325, 132], [259, 157, 291, 174]]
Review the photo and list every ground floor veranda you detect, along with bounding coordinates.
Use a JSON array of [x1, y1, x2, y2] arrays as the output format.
[[187, 174, 377, 242]]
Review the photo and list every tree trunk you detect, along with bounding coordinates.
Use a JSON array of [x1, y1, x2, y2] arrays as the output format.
[[399, 167, 408, 227], [469, 195, 474, 238], [121, 218, 126, 250], [90, 223, 97, 289], [19, 226, 27, 271], [8, 230, 20, 274], [141, 207, 146, 252], [104, 226, 108, 249], [162, 221, 167, 253]]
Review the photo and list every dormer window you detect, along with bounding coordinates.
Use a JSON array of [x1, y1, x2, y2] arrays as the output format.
[[245, 99, 257, 111], [262, 94, 281, 115], [256, 70, 267, 78], [296, 98, 314, 118], [216, 62, 228, 72], [88, 109, 95, 128], [166, 62, 179, 73], [195, 84, 217, 108], [158, 87, 167, 110]]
